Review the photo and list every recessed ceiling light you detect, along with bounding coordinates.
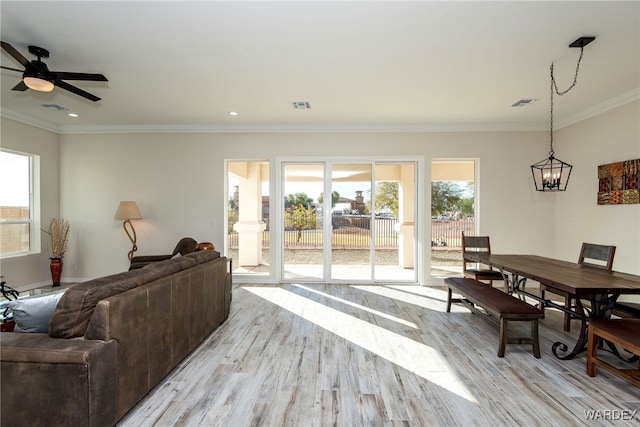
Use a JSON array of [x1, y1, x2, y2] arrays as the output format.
[[512, 99, 536, 107], [68, 113, 78, 118], [293, 101, 311, 110], [228, 111, 239, 116]]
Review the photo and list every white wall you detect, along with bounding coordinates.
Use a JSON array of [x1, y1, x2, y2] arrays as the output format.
[[0, 118, 60, 290], [3, 100, 637, 286], [57, 130, 553, 282], [555, 101, 640, 274]]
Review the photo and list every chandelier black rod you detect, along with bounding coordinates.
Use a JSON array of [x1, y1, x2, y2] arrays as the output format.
[[549, 45, 585, 156]]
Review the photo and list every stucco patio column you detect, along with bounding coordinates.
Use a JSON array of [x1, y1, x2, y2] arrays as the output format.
[[233, 162, 266, 267], [397, 164, 415, 268], [233, 221, 266, 266]]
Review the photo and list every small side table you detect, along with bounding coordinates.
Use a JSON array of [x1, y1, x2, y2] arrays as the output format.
[[25, 282, 76, 296]]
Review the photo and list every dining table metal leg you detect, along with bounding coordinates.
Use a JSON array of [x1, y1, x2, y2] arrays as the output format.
[[551, 293, 626, 360], [552, 298, 589, 360]]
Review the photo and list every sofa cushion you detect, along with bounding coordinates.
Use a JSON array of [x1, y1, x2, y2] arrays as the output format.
[[7, 290, 67, 333], [185, 250, 221, 264], [49, 269, 151, 338], [142, 256, 197, 276]]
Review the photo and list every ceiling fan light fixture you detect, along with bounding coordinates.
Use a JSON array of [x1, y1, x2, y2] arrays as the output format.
[[23, 76, 54, 92]]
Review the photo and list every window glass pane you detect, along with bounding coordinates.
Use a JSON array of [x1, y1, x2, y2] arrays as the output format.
[[1, 150, 32, 255], [0, 224, 30, 253], [430, 160, 475, 278]]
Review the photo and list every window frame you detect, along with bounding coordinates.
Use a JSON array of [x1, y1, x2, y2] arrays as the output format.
[[0, 148, 41, 258]]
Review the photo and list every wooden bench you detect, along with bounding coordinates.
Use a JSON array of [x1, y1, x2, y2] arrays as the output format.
[[613, 302, 640, 319], [445, 277, 544, 358], [587, 319, 640, 386]]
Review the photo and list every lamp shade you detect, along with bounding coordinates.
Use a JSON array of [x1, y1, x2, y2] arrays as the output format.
[[114, 201, 142, 220]]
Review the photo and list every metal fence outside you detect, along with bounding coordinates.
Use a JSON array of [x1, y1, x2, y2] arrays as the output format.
[[431, 218, 474, 248], [228, 215, 475, 249]]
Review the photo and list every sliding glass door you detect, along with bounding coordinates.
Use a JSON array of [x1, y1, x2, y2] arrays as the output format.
[[280, 159, 418, 284], [330, 163, 373, 281], [282, 163, 324, 280]]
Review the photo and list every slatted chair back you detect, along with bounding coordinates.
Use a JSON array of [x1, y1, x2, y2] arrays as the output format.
[[462, 235, 492, 254], [461, 232, 504, 287], [543, 242, 617, 332], [578, 243, 616, 270], [462, 234, 493, 270]]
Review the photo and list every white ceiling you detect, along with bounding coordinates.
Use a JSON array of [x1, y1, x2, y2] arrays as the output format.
[[1, 1, 638, 134]]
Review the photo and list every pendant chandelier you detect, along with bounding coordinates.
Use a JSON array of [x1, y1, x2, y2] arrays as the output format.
[[531, 36, 595, 192]]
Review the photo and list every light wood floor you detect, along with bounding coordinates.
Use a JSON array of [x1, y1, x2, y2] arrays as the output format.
[[119, 284, 640, 426]]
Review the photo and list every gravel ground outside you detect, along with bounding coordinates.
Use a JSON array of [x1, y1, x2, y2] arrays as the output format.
[[228, 248, 461, 267]]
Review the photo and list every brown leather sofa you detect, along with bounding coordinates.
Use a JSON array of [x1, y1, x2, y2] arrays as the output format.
[[0, 250, 231, 427]]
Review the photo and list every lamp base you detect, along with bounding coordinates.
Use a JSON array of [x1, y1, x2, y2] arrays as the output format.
[[123, 219, 138, 261]]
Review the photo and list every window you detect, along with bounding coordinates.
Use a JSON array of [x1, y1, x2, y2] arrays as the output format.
[[0, 149, 39, 257]]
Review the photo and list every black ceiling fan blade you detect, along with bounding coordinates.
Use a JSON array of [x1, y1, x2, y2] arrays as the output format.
[[12, 81, 28, 91], [1, 41, 31, 68], [1, 65, 23, 73], [56, 80, 101, 102], [53, 71, 108, 82]]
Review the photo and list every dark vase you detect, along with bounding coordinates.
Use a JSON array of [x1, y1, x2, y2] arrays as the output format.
[[50, 257, 63, 287]]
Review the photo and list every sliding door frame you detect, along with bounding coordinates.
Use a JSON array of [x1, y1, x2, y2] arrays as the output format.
[[276, 156, 425, 284]]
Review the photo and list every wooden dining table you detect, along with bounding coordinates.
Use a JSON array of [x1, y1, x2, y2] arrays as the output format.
[[462, 253, 640, 360]]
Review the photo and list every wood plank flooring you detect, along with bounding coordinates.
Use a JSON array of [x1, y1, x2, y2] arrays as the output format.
[[118, 284, 640, 426]]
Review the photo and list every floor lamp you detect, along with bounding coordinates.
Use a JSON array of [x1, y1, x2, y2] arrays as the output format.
[[114, 201, 143, 261]]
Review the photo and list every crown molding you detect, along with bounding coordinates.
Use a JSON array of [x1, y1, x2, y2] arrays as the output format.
[[0, 109, 60, 134], [556, 88, 640, 129], [55, 122, 547, 135], [3, 88, 637, 135]]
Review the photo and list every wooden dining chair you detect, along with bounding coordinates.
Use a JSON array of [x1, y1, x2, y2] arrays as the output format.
[[461, 232, 505, 289], [541, 242, 616, 331]]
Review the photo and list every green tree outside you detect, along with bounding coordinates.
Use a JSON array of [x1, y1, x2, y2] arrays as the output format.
[[285, 204, 317, 243], [375, 182, 399, 217], [431, 182, 462, 216], [286, 192, 313, 209], [318, 191, 340, 208], [284, 192, 316, 242]]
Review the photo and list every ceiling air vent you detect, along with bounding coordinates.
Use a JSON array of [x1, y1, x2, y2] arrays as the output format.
[[511, 99, 536, 107], [293, 101, 311, 110], [41, 103, 69, 111]]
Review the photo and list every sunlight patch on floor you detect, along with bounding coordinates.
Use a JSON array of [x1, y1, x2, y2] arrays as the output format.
[[350, 284, 452, 313], [292, 283, 419, 329], [243, 285, 477, 403]]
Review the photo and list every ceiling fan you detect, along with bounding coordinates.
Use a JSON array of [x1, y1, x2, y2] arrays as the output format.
[[1, 41, 108, 102]]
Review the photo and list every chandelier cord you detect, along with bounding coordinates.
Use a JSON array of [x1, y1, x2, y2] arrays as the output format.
[[549, 46, 585, 156]]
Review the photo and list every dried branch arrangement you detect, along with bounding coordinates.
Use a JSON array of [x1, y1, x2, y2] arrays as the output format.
[[42, 218, 70, 258]]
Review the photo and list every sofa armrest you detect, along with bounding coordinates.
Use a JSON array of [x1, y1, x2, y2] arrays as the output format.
[[1, 333, 117, 427]]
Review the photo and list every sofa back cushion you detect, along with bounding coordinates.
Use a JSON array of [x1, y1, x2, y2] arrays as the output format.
[[184, 249, 220, 265], [142, 256, 197, 276], [49, 269, 152, 338]]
